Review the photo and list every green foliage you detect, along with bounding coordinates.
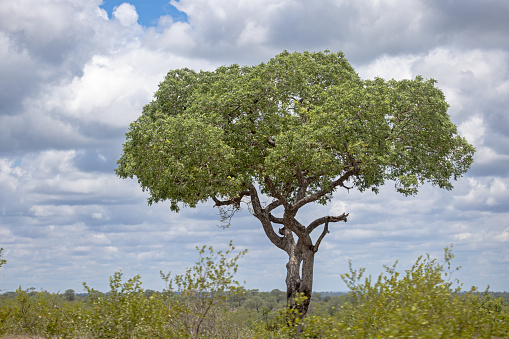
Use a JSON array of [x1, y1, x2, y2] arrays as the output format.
[[0, 241, 252, 339], [116, 50, 474, 210], [0, 287, 82, 338], [160, 240, 248, 338], [288, 246, 509, 338], [0, 248, 5, 270], [1, 246, 507, 338], [63, 288, 75, 301], [80, 246, 251, 339], [81, 272, 164, 338]]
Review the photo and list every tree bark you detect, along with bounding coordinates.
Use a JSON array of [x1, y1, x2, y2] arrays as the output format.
[[285, 241, 315, 318], [282, 217, 316, 319], [245, 184, 348, 319]]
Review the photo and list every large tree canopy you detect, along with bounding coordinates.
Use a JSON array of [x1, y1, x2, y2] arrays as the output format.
[[116, 50, 474, 316]]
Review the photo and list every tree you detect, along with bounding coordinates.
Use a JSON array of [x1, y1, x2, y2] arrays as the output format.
[[116, 50, 474, 317], [160, 241, 247, 338], [0, 248, 5, 292], [290, 247, 509, 338], [0, 248, 5, 269], [63, 289, 75, 302]]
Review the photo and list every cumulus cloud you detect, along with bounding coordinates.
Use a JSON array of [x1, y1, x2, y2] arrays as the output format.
[[0, 0, 508, 292], [112, 3, 140, 28], [454, 177, 509, 213], [459, 115, 485, 147]]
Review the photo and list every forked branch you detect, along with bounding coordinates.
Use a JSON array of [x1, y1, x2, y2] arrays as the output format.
[[293, 168, 359, 210], [248, 184, 285, 250], [312, 219, 330, 253], [307, 213, 348, 234], [212, 190, 250, 207]]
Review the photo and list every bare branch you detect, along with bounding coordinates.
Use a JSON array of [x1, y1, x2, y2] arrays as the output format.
[[212, 190, 250, 207], [295, 165, 311, 202], [307, 213, 349, 234], [269, 213, 284, 224], [217, 204, 239, 229], [248, 184, 285, 250], [293, 168, 359, 210], [266, 199, 283, 212], [312, 219, 329, 253], [264, 176, 289, 208]]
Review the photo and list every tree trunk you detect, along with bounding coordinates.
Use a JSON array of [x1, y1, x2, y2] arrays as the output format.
[[247, 184, 343, 320], [285, 238, 315, 319]]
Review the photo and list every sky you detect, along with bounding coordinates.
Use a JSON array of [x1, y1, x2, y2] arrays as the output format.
[[0, 0, 508, 294]]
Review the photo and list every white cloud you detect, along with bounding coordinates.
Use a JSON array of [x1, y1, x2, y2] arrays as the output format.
[[356, 54, 420, 80], [237, 21, 268, 46], [0, 158, 25, 192], [454, 232, 473, 241], [145, 21, 196, 52], [96, 6, 109, 21], [454, 177, 509, 212], [459, 115, 485, 146], [43, 53, 149, 127], [330, 200, 348, 215], [113, 3, 139, 28], [496, 228, 509, 242], [0, 0, 508, 293]]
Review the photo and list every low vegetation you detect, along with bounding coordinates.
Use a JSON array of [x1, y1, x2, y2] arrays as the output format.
[[0, 244, 508, 338]]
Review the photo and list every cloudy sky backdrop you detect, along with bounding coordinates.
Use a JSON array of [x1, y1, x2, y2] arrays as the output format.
[[1, 0, 508, 293]]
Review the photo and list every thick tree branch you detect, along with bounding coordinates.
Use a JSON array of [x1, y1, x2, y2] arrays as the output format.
[[266, 199, 283, 212], [293, 168, 359, 210], [295, 164, 306, 186], [269, 213, 284, 224], [270, 214, 307, 239], [212, 190, 250, 207], [282, 181, 295, 200], [264, 176, 289, 208], [295, 165, 312, 202], [293, 218, 306, 233], [267, 136, 276, 147], [251, 140, 268, 152], [307, 213, 349, 234], [281, 213, 307, 239], [312, 219, 330, 253], [248, 184, 285, 250]]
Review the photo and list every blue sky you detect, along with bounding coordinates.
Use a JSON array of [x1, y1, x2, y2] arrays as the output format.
[[0, 0, 508, 294], [100, 0, 188, 26]]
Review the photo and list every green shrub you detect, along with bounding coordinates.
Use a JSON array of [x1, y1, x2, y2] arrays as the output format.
[[82, 272, 169, 338], [0, 287, 81, 338], [290, 246, 509, 338], [160, 240, 248, 338], [1, 244, 507, 339], [78, 240, 248, 338]]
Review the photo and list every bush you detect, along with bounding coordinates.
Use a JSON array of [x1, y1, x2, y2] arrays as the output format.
[[290, 246, 509, 338], [82, 272, 166, 338], [80, 240, 248, 338], [0, 287, 82, 338], [1, 244, 507, 338], [160, 240, 248, 338]]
